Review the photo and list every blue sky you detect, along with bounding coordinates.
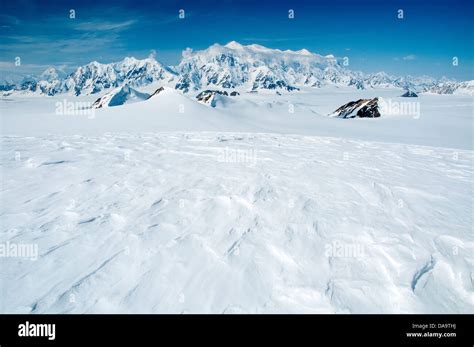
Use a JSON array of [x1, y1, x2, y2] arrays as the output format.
[[1, 0, 473, 81]]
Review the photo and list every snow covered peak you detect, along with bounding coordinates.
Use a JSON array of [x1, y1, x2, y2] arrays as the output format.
[[40, 67, 61, 82], [122, 56, 141, 64], [364, 71, 397, 88], [92, 84, 150, 108], [5, 42, 472, 97], [119, 56, 161, 69], [81, 61, 105, 71], [297, 48, 313, 56], [20, 56, 176, 96], [220, 41, 322, 58], [426, 80, 474, 96], [224, 41, 244, 49], [174, 41, 350, 92]]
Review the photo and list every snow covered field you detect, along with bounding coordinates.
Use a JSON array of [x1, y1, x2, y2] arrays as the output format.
[[2, 87, 472, 149], [1, 88, 473, 313]]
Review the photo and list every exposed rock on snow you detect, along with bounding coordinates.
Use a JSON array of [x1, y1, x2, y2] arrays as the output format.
[[147, 86, 166, 99], [92, 85, 149, 108], [401, 90, 418, 97], [328, 98, 383, 118], [196, 90, 229, 107]]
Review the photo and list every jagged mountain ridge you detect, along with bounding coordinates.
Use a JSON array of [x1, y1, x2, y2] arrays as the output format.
[[425, 80, 474, 95], [2, 41, 472, 96], [9, 57, 175, 96], [174, 41, 359, 92]]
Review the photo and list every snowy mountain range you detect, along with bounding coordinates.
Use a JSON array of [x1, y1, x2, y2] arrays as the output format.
[[7, 57, 175, 96], [2, 41, 473, 96], [174, 41, 358, 92], [424, 80, 474, 96]]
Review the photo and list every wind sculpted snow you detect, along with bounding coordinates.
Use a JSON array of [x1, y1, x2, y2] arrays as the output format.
[[1, 84, 473, 314], [1, 133, 472, 313]]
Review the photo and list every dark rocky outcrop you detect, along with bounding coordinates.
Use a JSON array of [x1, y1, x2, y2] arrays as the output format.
[[147, 86, 165, 99], [401, 90, 418, 97], [329, 98, 382, 118], [196, 90, 229, 107]]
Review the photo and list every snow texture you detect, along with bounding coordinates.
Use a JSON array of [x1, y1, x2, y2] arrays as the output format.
[[1, 69, 473, 314]]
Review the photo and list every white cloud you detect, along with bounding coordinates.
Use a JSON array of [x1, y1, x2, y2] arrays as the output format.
[[402, 54, 416, 61], [75, 19, 137, 32], [0, 33, 122, 55], [148, 49, 157, 59]]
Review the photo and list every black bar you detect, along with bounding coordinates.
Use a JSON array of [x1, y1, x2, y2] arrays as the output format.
[[0, 314, 472, 346]]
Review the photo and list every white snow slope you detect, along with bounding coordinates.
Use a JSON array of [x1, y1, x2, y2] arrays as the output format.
[[1, 88, 473, 314], [92, 85, 150, 108]]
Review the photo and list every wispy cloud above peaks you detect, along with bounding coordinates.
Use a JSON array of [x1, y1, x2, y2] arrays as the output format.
[[75, 19, 137, 32], [393, 55, 417, 62], [402, 55, 417, 61], [0, 0, 472, 80]]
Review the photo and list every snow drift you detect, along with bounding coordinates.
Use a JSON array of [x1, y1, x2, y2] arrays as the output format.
[[1, 133, 472, 313]]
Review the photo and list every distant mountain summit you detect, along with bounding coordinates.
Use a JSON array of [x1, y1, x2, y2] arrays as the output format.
[[39, 67, 65, 82], [174, 41, 358, 92], [426, 80, 474, 96]]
